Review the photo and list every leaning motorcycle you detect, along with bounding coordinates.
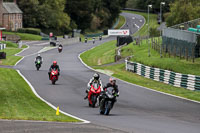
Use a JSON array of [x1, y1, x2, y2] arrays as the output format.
[[35, 59, 41, 71], [88, 82, 101, 107], [99, 87, 119, 115], [50, 68, 59, 85]]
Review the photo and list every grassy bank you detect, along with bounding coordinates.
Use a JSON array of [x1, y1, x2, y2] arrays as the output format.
[[0, 68, 79, 122], [80, 40, 116, 66], [0, 48, 22, 66], [80, 39, 200, 102], [3, 31, 42, 40], [115, 15, 126, 29], [94, 64, 200, 102], [120, 40, 200, 76], [122, 10, 159, 36], [0, 41, 28, 66]]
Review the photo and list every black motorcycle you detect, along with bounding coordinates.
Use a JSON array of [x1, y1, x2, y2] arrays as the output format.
[[35, 59, 41, 71], [99, 87, 119, 115]]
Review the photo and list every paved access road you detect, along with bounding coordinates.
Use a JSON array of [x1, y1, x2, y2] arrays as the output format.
[[7, 13, 200, 133]]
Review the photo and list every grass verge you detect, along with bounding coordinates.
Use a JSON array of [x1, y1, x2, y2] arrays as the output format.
[[80, 40, 116, 66], [3, 31, 42, 40], [122, 10, 159, 36], [0, 68, 79, 122], [93, 64, 200, 102], [120, 40, 200, 76], [115, 15, 126, 29], [0, 41, 28, 66], [80, 40, 200, 102], [0, 48, 22, 66]]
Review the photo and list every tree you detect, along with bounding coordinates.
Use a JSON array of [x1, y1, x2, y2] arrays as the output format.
[[166, 0, 200, 26], [18, 0, 71, 34], [65, 0, 93, 32], [17, 0, 39, 27]]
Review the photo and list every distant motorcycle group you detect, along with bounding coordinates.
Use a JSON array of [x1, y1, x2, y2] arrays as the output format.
[[85, 73, 119, 115], [34, 44, 63, 85], [34, 44, 119, 115]]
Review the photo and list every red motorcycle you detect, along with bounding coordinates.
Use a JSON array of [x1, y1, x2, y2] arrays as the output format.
[[58, 46, 62, 53], [50, 68, 59, 85], [88, 82, 101, 107]]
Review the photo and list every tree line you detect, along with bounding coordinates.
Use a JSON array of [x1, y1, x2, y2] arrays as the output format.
[[126, 0, 200, 27], [8, 0, 127, 34]]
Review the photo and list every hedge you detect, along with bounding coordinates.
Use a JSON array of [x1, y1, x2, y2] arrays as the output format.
[[17, 28, 41, 35]]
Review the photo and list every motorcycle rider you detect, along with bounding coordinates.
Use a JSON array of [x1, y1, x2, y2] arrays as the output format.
[[48, 61, 60, 79], [35, 53, 43, 64], [58, 43, 63, 48], [84, 73, 103, 99], [99, 77, 119, 105], [104, 77, 119, 93]]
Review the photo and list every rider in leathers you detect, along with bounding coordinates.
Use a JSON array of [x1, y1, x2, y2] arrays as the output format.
[[100, 77, 119, 106], [35, 54, 43, 64], [48, 61, 60, 79], [84, 73, 103, 99]]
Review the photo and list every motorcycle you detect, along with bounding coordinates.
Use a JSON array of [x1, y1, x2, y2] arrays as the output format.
[[99, 87, 119, 115], [88, 82, 101, 107], [35, 59, 41, 71], [50, 68, 59, 85], [58, 46, 63, 53]]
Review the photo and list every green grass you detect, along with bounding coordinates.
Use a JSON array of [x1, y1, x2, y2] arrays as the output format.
[[122, 10, 159, 36], [93, 64, 200, 102], [80, 40, 116, 66], [115, 15, 126, 29], [80, 39, 200, 102], [0, 48, 22, 66], [120, 40, 200, 76], [0, 41, 18, 48], [3, 31, 42, 40], [21, 45, 28, 48], [0, 68, 79, 122]]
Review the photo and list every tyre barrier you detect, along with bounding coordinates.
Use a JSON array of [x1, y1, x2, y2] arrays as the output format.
[[125, 60, 200, 91]]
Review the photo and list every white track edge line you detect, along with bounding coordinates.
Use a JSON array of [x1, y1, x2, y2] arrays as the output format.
[[17, 70, 90, 123], [78, 33, 200, 105], [14, 45, 29, 66], [120, 15, 127, 29], [14, 43, 90, 124]]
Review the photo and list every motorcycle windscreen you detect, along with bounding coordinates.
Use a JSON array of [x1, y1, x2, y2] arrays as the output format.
[[106, 87, 114, 99], [92, 82, 100, 89]]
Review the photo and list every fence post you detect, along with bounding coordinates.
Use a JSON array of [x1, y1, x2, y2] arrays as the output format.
[[192, 47, 195, 63], [186, 48, 188, 61], [174, 45, 176, 58]]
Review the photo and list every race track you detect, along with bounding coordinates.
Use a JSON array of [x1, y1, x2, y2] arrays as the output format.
[[14, 13, 200, 133]]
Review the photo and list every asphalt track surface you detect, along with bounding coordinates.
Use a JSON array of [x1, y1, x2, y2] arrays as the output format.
[[2, 13, 200, 133]]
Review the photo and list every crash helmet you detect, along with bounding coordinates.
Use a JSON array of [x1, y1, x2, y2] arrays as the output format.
[[53, 61, 57, 66], [93, 73, 100, 80], [109, 77, 116, 85]]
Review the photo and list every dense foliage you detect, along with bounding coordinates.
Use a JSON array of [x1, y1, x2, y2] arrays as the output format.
[[65, 0, 128, 32], [165, 0, 200, 26], [16, 0, 71, 34], [4, 0, 128, 34], [126, 0, 174, 12]]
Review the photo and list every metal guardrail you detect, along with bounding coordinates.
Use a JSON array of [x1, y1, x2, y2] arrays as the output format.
[[125, 60, 200, 91]]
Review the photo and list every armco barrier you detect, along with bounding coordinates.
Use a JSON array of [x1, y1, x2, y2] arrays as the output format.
[[125, 60, 200, 91]]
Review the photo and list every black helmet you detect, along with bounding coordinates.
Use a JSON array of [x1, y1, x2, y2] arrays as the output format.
[[93, 73, 99, 80]]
